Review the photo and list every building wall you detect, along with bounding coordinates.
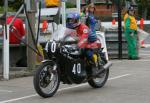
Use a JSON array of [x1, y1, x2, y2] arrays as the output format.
[[67, 0, 115, 17], [95, 4, 115, 16]]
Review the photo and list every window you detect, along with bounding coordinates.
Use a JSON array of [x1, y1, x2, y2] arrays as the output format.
[[81, 0, 112, 4]]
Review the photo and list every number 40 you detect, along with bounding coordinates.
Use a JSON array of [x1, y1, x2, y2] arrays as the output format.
[[72, 63, 81, 74]]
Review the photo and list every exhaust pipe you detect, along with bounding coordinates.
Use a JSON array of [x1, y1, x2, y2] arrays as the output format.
[[103, 61, 112, 70], [96, 61, 112, 76]]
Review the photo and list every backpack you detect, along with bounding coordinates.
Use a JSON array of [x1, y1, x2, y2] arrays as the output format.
[[45, 0, 60, 7]]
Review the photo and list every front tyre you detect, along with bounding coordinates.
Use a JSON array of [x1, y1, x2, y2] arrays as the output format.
[[33, 62, 60, 98]]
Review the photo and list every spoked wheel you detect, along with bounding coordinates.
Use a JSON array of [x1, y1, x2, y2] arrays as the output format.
[[88, 54, 109, 88], [33, 62, 60, 98]]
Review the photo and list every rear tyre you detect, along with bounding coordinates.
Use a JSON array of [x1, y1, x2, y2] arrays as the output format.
[[33, 62, 60, 98], [88, 69, 109, 88], [88, 55, 109, 88]]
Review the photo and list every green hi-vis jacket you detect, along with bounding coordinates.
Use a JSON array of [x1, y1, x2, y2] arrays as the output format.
[[124, 13, 137, 33]]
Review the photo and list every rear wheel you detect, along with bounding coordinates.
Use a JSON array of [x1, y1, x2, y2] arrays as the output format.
[[88, 54, 109, 88], [33, 62, 60, 98], [88, 69, 109, 88]]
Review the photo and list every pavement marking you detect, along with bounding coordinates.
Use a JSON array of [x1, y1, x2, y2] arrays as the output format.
[[0, 74, 131, 103], [108, 74, 131, 80], [0, 94, 38, 103], [0, 90, 13, 93]]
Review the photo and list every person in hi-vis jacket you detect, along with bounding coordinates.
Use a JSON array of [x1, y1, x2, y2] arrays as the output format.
[[124, 6, 139, 60]]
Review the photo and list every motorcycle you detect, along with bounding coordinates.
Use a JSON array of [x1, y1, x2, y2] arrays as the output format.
[[33, 27, 112, 98]]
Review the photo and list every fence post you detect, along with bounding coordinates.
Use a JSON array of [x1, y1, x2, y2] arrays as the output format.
[[26, 0, 36, 70], [77, 0, 81, 14], [3, 25, 9, 80], [61, 1, 66, 27], [117, 0, 122, 59], [3, 0, 9, 80]]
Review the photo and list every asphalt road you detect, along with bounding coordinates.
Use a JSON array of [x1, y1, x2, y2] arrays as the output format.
[[0, 47, 150, 103]]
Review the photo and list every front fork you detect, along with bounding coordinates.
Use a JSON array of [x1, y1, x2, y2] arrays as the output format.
[[49, 64, 57, 81], [41, 60, 57, 81]]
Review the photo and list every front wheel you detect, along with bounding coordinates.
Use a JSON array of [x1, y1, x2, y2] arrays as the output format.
[[33, 61, 60, 98]]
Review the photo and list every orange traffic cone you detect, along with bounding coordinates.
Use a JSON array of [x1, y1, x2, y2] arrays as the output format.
[[140, 18, 144, 30], [140, 18, 145, 48], [42, 20, 48, 32], [112, 18, 116, 25], [141, 40, 145, 48]]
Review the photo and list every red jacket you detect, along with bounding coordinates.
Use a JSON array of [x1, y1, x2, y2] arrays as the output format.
[[76, 23, 100, 48], [76, 23, 89, 48], [7, 16, 25, 44]]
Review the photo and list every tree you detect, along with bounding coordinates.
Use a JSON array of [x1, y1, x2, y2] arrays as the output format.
[[136, 0, 150, 19], [9, 0, 23, 11], [0, 1, 3, 6], [0, 0, 23, 11]]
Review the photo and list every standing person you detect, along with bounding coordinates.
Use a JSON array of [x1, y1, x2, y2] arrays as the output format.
[[124, 6, 139, 60], [7, 15, 25, 44], [86, 3, 97, 33], [0, 14, 25, 44], [85, 3, 97, 43]]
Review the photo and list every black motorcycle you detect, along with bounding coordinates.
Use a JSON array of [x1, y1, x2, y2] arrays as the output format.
[[33, 35, 112, 98]]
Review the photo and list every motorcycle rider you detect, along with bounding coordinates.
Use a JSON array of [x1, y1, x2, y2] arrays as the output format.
[[66, 13, 101, 76]]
